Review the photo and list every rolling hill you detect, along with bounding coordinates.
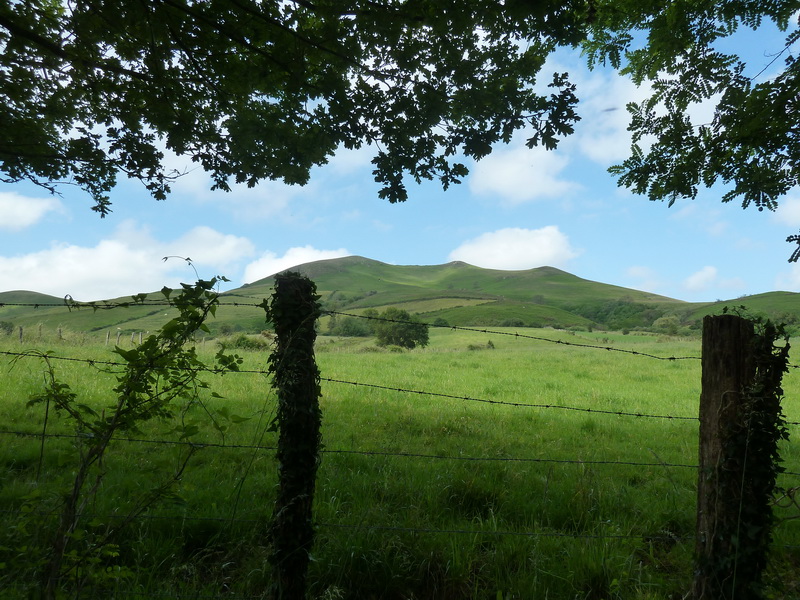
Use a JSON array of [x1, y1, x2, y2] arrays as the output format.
[[1, 256, 799, 336]]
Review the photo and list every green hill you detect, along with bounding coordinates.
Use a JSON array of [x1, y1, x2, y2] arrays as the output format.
[[2, 257, 800, 336]]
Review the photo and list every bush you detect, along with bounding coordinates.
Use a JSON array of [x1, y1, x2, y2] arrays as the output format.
[[216, 333, 271, 351], [467, 341, 495, 351], [500, 318, 525, 327], [374, 308, 429, 349], [329, 316, 371, 337], [0, 321, 13, 335]]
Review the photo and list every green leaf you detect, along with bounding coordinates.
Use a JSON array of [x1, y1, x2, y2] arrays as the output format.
[[179, 424, 199, 440]]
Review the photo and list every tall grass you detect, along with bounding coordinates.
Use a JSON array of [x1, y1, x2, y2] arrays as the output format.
[[0, 327, 799, 598]]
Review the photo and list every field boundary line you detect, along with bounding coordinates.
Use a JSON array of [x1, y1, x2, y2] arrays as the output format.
[[327, 310, 703, 361]]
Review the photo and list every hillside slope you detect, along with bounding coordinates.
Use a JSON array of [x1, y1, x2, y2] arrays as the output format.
[[2, 257, 798, 335]]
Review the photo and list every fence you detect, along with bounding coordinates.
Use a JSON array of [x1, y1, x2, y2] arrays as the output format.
[[0, 280, 797, 599]]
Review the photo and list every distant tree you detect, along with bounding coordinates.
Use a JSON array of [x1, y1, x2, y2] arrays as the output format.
[[362, 308, 380, 333], [653, 315, 680, 336], [374, 308, 429, 349], [329, 315, 371, 337], [432, 317, 450, 328]]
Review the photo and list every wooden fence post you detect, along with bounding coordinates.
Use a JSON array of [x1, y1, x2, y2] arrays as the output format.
[[18, 325, 22, 343], [266, 272, 322, 600], [694, 314, 789, 599]]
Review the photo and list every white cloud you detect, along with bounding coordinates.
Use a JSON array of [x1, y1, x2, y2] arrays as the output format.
[[159, 146, 305, 220], [0, 191, 63, 230], [164, 226, 255, 271], [0, 221, 255, 301], [0, 239, 171, 301], [468, 145, 581, 205], [326, 144, 375, 176], [682, 266, 746, 295], [683, 266, 719, 292], [243, 246, 350, 284], [161, 143, 366, 221], [625, 266, 664, 294], [775, 263, 800, 292], [448, 226, 580, 270], [774, 193, 800, 227], [573, 75, 650, 165]]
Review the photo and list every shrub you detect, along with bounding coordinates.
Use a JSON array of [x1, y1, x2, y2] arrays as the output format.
[[0, 321, 13, 335], [216, 333, 271, 351], [374, 308, 429, 349], [329, 316, 371, 337], [468, 341, 495, 351], [500, 318, 525, 327]]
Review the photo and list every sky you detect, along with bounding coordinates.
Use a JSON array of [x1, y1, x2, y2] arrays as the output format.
[[2, 23, 800, 304]]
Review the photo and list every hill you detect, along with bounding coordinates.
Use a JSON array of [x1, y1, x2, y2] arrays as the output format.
[[234, 257, 686, 331], [2, 257, 799, 336]]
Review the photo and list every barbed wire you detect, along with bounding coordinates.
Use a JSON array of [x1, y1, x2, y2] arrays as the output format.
[[0, 428, 699, 470], [326, 310, 703, 361], [3, 505, 797, 546], [7, 427, 800, 477], [10, 301, 800, 370], [0, 429, 276, 451], [0, 300, 265, 309], [5, 299, 800, 592], [321, 376, 700, 421], [0, 350, 708, 422], [4, 300, 796, 368], [6, 348, 800, 425], [2, 300, 703, 361]]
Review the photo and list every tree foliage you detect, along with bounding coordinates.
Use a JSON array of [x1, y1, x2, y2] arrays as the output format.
[[328, 314, 372, 337], [0, 0, 583, 215], [582, 2, 800, 257], [2, 1, 798, 256], [373, 307, 429, 349]]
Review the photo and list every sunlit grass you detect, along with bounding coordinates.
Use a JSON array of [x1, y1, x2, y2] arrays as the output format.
[[0, 327, 799, 598]]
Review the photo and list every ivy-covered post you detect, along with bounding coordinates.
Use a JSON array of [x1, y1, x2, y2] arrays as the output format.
[[265, 272, 322, 600], [693, 314, 790, 599]]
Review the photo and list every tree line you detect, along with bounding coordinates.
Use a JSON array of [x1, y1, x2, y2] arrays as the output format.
[[327, 307, 429, 349]]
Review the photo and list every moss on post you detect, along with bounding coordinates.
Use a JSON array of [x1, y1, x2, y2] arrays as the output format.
[[265, 272, 322, 600], [694, 314, 790, 599]]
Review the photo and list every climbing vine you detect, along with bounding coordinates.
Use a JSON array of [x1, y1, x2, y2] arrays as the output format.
[[262, 271, 322, 600], [709, 313, 790, 599], [14, 276, 243, 598]]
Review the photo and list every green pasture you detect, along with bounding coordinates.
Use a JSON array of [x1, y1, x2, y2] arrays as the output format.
[[1, 326, 799, 598]]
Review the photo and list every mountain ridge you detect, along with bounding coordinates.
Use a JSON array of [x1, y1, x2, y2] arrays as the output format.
[[2, 256, 798, 335]]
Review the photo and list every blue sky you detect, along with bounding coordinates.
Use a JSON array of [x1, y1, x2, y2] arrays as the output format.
[[2, 24, 799, 304]]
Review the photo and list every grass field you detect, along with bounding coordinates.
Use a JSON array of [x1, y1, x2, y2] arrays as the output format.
[[1, 325, 799, 599]]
